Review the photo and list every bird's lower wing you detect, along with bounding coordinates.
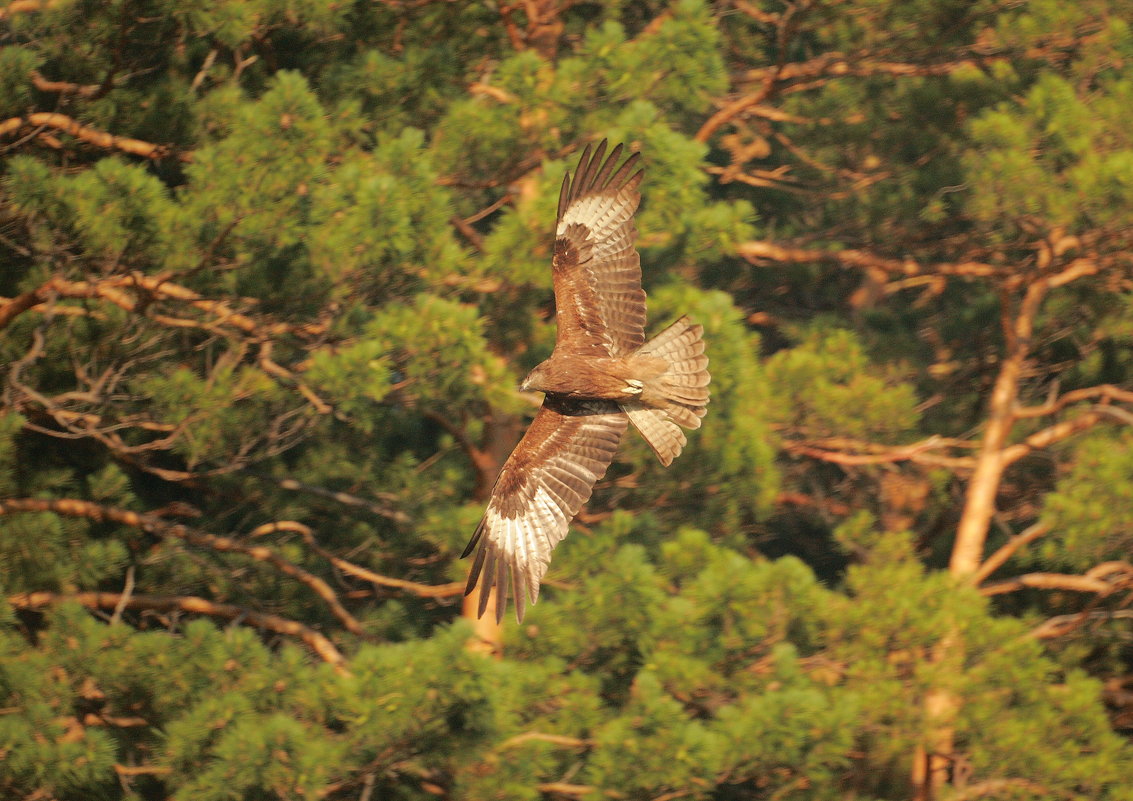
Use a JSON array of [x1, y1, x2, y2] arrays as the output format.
[[463, 398, 627, 623]]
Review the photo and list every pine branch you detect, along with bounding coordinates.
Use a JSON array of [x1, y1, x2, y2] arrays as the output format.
[[258, 341, 334, 416], [4, 273, 328, 339], [737, 240, 1000, 279], [245, 473, 410, 524], [782, 435, 977, 469], [534, 783, 593, 797], [1013, 383, 1133, 418], [981, 562, 1133, 597], [253, 520, 463, 599], [114, 764, 173, 777], [999, 410, 1107, 467], [1031, 609, 1133, 640], [971, 522, 1051, 585], [29, 70, 102, 97], [948, 779, 1066, 801], [953, 258, 1100, 577], [0, 285, 48, 332], [497, 732, 591, 750], [0, 113, 189, 161], [8, 590, 347, 668], [698, 51, 986, 143], [0, 497, 367, 638]]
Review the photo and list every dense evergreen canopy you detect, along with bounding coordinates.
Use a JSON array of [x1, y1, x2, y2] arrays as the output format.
[[1, 1, 1131, 799]]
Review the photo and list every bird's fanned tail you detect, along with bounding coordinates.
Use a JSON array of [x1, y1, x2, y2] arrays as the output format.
[[622, 315, 710, 466]]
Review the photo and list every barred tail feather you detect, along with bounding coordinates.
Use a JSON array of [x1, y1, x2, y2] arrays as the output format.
[[623, 403, 686, 466], [623, 316, 711, 465]]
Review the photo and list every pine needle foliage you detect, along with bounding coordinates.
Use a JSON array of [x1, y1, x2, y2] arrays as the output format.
[[2, 0, 1132, 799]]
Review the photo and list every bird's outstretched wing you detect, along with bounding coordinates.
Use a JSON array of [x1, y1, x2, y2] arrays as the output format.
[[552, 140, 646, 357], [462, 396, 627, 623]]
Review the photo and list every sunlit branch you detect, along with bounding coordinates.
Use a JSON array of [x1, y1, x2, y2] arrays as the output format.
[[0, 113, 188, 161], [0, 0, 57, 20], [981, 561, 1133, 597], [8, 590, 347, 668], [0, 497, 367, 638], [999, 410, 1107, 467], [972, 522, 1051, 585], [1031, 609, 1133, 640], [497, 732, 591, 750], [952, 257, 1099, 578], [252, 519, 463, 599], [114, 764, 173, 777], [258, 341, 334, 415], [737, 240, 1000, 279], [246, 473, 411, 524], [29, 69, 102, 97], [781, 435, 977, 469]]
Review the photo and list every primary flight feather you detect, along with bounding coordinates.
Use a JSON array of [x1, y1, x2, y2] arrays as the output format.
[[462, 141, 711, 623]]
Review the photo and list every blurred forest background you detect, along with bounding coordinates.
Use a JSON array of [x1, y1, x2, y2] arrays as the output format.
[[2, 0, 1133, 799]]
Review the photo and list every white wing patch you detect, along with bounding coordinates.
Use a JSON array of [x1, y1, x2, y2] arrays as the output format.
[[558, 193, 636, 266], [482, 484, 569, 610]]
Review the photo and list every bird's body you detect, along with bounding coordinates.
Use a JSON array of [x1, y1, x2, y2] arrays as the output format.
[[463, 141, 711, 622], [522, 353, 664, 400]]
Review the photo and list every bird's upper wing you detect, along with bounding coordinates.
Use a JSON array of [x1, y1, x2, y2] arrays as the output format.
[[552, 141, 647, 357], [463, 396, 627, 623]]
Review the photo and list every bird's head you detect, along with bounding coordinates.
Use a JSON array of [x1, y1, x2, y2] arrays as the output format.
[[520, 362, 551, 394]]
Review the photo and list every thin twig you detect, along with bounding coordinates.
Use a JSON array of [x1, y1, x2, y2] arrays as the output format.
[[109, 565, 135, 625]]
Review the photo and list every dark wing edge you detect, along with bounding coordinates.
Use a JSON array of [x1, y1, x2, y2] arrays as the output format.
[[557, 140, 644, 223], [462, 401, 627, 623], [552, 140, 647, 356]]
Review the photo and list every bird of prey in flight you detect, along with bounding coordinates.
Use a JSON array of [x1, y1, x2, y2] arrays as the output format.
[[462, 140, 711, 623]]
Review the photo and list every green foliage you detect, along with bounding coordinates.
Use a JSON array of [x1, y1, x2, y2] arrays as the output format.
[[0, 46, 40, 113], [2, 0, 1132, 798], [6, 526, 1131, 800], [766, 328, 921, 440], [1040, 430, 1133, 570], [965, 72, 1133, 234]]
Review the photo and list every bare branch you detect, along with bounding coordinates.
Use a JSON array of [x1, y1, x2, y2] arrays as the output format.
[[948, 779, 1069, 801], [782, 435, 977, 469], [981, 562, 1133, 597], [697, 86, 776, 143], [737, 240, 1000, 279], [1031, 609, 1133, 640], [740, 52, 983, 87], [1000, 411, 1106, 467], [30, 70, 102, 97], [534, 783, 594, 798], [981, 573, 1113, 596], [0, 0, 55, 19], [972, 522, 1051, 585], [0, 497, 367, 638], [6, 274, 326, 339], [497, 732, 591, 750], [462, 192, 514, 225], [247, 473, 410, 524], [449, 213, 485, 251], [254, 519, 463, 599], [8, 590, 347, 668], [114, 764, 173, 777], [0, 113, 189, 161], [0, 285, 48, 332], [258, 341, 334, 415], [1014, 384, 1133, 418], [699, 51, 985, 144], [952, 260, 1100, 578]]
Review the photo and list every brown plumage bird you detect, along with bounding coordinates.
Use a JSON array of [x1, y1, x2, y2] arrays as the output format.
[[462, 141, 711, 622]]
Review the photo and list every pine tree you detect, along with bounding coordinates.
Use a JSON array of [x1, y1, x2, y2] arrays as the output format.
[[1, 0, 1131, 799]]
